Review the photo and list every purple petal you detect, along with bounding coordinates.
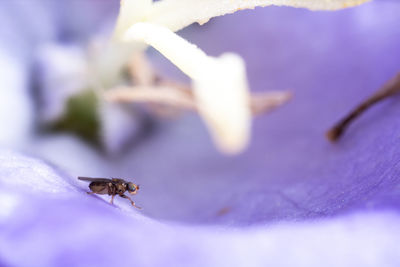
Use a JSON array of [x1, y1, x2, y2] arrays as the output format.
[[1, 150, 400, 267], [137, 0, 400, 224], [1, 0, 400, 266]]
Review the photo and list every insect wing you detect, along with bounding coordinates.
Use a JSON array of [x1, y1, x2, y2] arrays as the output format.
[[78, 177, 112, 183]]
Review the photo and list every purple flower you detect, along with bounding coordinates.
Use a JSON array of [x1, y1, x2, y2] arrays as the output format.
[[1, 1, 400, 266]]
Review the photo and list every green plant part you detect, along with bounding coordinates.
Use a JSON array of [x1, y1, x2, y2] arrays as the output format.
[[48, 90, 101, 147]]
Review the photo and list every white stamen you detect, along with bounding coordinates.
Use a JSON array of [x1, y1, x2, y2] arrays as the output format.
[[124, 22, 251, 153]]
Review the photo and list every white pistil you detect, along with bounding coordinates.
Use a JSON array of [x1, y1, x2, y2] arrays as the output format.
[[124, 22, 251, 153]]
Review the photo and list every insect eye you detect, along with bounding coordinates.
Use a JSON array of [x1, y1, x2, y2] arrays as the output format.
[[128, 183, 136, 192]]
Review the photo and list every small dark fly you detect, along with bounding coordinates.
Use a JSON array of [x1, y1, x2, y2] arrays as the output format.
[[78, 177, 141, 209]]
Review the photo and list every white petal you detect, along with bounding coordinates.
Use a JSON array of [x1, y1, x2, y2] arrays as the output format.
[[124, 22, 251, 154], [113, 0, 153, 40], [149, 0, 371, 32]]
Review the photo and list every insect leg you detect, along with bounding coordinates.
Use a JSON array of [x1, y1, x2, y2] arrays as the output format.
[[120, 195, 142, 209], [86, 192, 96, 195], [110, 194, 115, 205]]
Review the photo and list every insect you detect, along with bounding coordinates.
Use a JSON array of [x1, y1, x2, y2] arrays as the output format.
[[78, 177, 141, 209]]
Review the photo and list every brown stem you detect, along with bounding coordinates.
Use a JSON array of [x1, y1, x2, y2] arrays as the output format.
[[326, 72, 400, 142]]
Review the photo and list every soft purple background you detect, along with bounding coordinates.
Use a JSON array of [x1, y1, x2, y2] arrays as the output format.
[[0, 0, 400, 266]]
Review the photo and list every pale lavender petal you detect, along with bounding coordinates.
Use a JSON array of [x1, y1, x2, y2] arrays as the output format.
[[0, 150, 399, 267], [0, 0, 400, 266]]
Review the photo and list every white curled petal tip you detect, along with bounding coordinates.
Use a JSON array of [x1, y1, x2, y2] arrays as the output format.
[[113, 0, 153, 41], [148, 0, 371, 32], [123, 22, 251, 154]]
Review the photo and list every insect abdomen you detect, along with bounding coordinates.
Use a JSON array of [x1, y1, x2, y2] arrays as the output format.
[[89, 182, 109, 195]]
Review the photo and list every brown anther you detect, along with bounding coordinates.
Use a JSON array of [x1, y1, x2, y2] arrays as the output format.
[[326, 72, 400, 142]]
